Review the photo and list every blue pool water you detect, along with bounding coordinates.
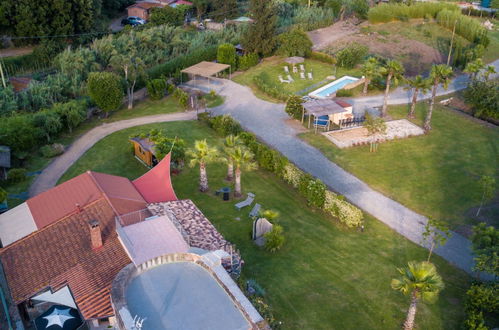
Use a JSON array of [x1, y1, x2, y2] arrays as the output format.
[[315, 78, 357, 98]]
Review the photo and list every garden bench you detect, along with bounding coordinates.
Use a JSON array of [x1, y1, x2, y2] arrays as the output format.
[[249, 203, 261, 218], [235, 193, 255, 210]]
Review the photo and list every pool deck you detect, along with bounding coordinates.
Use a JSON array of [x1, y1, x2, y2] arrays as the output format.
[[125, 262, 252, 330]]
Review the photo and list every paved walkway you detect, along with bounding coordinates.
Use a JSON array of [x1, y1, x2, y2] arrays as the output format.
[[199, 77, 488, 276], [29, 111, 197, 197]]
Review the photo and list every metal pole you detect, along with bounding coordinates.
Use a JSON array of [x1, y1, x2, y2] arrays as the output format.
[[447, 19, 457, 66]]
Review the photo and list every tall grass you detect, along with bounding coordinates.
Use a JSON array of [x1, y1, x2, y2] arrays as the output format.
[[436, 9, 489, 46], [368, 2, 459, 23]]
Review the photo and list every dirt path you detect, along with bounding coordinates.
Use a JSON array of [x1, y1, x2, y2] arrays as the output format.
[[0, 47, 34, 58], [307, 20, 362, 50], [29, 111, 197, 197]]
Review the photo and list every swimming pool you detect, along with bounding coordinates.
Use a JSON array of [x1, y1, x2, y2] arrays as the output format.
[[308, 76, 360, 99]]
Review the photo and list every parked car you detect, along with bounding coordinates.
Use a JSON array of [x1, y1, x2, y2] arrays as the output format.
[[121, 16, 146, 26]]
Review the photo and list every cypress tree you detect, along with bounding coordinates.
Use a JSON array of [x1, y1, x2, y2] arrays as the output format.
[[242, 0, 277, 56]]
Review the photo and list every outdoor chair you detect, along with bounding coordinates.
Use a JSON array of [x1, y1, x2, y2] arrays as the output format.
[[293, 66, 298, 73], [308, 72, 313, 80], [287, 75, 295, 82], [235, 192, 255, 210], [299, 64, 305, 71], [279, 75, 291, 84], [300, 72, 306, 79], [284, 66, 289, 73], [249, 203, 261, 218]]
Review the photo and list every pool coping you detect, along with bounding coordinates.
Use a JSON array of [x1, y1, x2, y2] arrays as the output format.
[[308, 75, 361, 99]]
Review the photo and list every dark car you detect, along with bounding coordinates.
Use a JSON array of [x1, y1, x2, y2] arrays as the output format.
[[121, 16, 146, 26]]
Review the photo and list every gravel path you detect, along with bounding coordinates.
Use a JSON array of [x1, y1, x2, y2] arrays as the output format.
[[203, 78, 486, 276], [29, 111, 197, 197]]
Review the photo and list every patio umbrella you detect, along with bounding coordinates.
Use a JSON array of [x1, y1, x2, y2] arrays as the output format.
[[35, 305, 83, 330], [285, 56, 305, 64]]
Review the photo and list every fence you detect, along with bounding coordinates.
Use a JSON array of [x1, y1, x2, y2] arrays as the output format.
[[338, 116, 365, 129]]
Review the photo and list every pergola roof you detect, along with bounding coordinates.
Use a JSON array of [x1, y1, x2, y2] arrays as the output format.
[[181, 61, 230, 77], [303, 99, 347, 117]]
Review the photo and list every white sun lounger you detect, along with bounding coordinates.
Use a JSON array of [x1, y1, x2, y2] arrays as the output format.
[[292, 66, 298, 73], [287, 74, 294, 82], [300, 72, 306, 79], [284, 66, 289, 73], [308, 72, 313, 80], [235, 193, 255, 210], [279, 75, 291, 83], [300, 64, 305, 71]]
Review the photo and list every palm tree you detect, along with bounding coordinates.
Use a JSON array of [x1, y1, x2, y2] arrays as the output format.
[[405, 75, 431, 119], [424, 64, 453, 132], [379, 60, 405, 117], [228, 146, 257, 197], [464, 58, 484, 82], [361, 57, 380, 95], [223, 135, 240, 182], [391, 261, 444, 330], [186, 139, 219, 192]]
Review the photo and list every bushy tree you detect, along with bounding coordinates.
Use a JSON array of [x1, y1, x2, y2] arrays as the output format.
[[242, 0, 277, 56], [285, 95, 304, 119], [277, 29, 312, 57], [87, 72, 123, 115], [217, 43, 237, 70], [33, 109, 62, 142], [238, 53, 259, 70], [149, 6, 184, 26], [0, 85, 18, 116], [146, 79, 167, 100], [54, 99, 88, 133], [335, 43, 368, 69], [464, 80, 499, 120], [471, 223, 498, 277], [148, 130, 186, 164], [0, 115, 38, 153]]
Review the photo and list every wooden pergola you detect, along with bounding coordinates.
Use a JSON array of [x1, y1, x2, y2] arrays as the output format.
[[301, 99, 347, 133], [180, 61, 231, 83]]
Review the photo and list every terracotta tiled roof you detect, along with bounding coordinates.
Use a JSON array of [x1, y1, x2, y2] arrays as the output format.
[[127, 2, 164, 10], [26, 171, 147, 231], [0, 198, 131, 320], [335, 99, 352, 108]]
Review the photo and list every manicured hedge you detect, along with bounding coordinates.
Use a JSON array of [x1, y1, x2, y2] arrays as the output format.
[[201, 114, 364, 228], [308, 51, 336, 65]]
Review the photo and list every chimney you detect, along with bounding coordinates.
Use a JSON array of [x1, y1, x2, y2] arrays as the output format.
[[88, 219, 103, 250]]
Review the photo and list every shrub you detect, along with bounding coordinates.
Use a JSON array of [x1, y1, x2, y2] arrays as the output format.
[[368, 2, 459, 23], [8, 168, 27, 183], [309, 51, 336, 65], [173, 88, 189, 109], [324, 190, 363, 227], [146, 79, 167, 101], [238, 53, 259, 71], [54, 99, 88, 133], [149, 6, 184, 26], [351, 0, 369, 19], [87, 72, 123, 114], [464, 80, 499, 120], [40, 143, 65, 158], [463, 282, 498, 329], [336, 89, 354, 97], [293, 6, 335, 31], [210, 114, 243, 136], [304, 178, 326, 208], [0, 115, 38, 154], [0, 188, 6, 203], [285, 95, 304, 119], [217, 43, 237, 70], [253, 72, 290, 101], [264, 225, 285, 252], [282, 163, 302, 188], [336, 43, 368, 69], [277, 29, 313, 57]]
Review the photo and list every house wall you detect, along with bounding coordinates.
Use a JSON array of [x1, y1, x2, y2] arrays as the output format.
[[131, 142, 152, 167], [329, 107, 353, 125]]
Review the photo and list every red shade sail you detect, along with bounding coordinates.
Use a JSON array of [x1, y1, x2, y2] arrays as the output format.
[[132, 153, 178, 203]]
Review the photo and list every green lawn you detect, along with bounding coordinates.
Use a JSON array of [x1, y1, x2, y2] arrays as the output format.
[[301, 103, 499, 231], [233, 56, 361, 102], [2, 95, 185, 208], [60, 120, 469, 330]]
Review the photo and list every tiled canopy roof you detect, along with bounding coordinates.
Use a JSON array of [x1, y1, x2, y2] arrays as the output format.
[[0, 199, 131, 320]]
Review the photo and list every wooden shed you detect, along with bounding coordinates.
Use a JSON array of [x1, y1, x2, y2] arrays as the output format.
[[129, 137, 158, 168]]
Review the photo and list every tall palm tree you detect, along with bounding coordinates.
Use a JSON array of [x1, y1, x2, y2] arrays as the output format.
[[391, 261, 444, 330], [223, 135, 240, 182], [424, 64, 453, 132], [405, 75, 431, 118], [186, 139, 219, 192], [380, 60, 405, 117], [361, 57, 380, 95], [464, 58, 484, 82], [228, 146, 257, 197]]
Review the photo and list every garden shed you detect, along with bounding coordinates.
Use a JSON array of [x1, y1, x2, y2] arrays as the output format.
[[0, 146, 10, 180], [129, 137, 158, 167]]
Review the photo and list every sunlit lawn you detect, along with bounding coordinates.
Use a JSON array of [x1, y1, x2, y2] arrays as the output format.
[[60, 120, 469, 330], [301, 103, 499, 230], [233, 56, 362, 102]]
